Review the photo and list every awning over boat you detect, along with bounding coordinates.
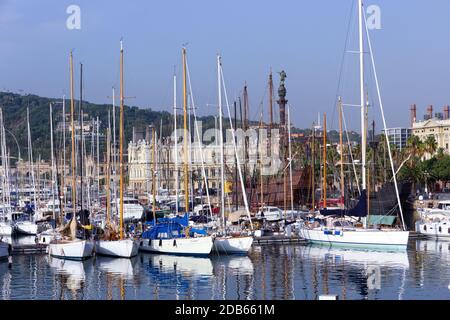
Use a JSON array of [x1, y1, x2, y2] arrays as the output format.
[[320, 190, 367, 217], [367, 215, 396, 226]]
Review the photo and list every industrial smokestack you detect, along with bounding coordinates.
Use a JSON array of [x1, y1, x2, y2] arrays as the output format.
[[145, 125, 151, 143], [410, 104, 416, 127], [427, 105, 433, 119], [444, 105, 450, 120]]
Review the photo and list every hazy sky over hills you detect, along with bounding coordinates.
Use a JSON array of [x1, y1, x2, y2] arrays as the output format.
[[0, 0, 448, 132]]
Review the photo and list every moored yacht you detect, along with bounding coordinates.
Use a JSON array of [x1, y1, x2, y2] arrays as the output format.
[[140, 214, 213, 256], [14, 219, 38, 235], [415, 210, 450, 238], [95, 238, 139, 258], [213, 234, 254, 254]]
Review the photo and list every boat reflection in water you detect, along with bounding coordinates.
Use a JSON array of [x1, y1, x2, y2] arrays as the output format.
[[211, 254, 254, 275], [210, 254, 256, 300], [47, 256, 88, 298], [415, 239, 450, 259], [301, 244, 410, 269], [96, 256, 138, 280], [147, 254, 213, 277], [142, 253, 214, 299], [294, 244, 410, 300], [413, 239, 450, 293]]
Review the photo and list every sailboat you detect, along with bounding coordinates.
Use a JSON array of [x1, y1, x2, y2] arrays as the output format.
[[48, 51, 94, 260], [0, 109, 13, 236], [139, 47, 213, 256], [14, 108, 38, 236], [298, 0, 409, 249], [95, 40, 139, 258], [212, 55, 253, 254]]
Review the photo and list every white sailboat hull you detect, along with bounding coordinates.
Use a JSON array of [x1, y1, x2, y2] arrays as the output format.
[[95, 239, 139, 258], [0, 242, 8, 259], [213, 236, 253, 254], [48, 239, 94, 260], [298, 227, 409, 249], [0, 222, 13, 236], [14, 221, 38, 235], [139, 236, 213, 256]]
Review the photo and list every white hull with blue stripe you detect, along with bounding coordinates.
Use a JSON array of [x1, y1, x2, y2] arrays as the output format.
[[139, 236, 213, 256], [298, 226, 409, 249]]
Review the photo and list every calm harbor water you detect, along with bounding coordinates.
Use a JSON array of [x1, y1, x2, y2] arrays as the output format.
[[0, 237, 449, 300]]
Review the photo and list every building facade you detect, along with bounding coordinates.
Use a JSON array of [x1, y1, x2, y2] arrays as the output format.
[[382, 127, 411, 151], [412, 118, 450, 158], [127, 128, 275, 195]]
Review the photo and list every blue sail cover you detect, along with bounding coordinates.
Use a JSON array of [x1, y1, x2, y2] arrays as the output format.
[[320, 190, 367, 217], [141, 213, 207, 240]]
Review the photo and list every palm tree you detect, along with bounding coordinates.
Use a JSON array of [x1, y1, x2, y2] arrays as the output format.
[[436, 147, 445, 160], [406, 135, 425, 161], [424, 135, 438, 159]]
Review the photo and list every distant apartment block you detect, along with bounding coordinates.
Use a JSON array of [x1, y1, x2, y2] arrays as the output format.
[[382, 127, 411, 151]]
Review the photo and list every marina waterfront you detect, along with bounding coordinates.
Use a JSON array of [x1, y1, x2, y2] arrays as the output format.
[[1, 237, 449, 300]]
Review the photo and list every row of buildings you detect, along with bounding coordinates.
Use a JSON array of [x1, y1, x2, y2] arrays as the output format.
[[383, 105, 450, 158]]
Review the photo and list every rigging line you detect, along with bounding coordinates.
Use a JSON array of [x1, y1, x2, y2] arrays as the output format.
[[363, 8, 406, 231], [342, 104, 361, 195], [330, 0, 357, 131], [184, 55, 213, 219], [219, 63, 253, 230]]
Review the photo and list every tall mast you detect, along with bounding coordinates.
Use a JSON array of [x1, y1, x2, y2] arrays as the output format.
[[339, 97, 345, 209], [259, 110, 264, 208], [152, 126, 156, 221], [243, 83, 248, 187], [173, 73, 179, 215], [27, 108, 37, 221], [50, 103, 55, 221], [217, 55, 225, 228], [112, 86, 117, 217], [287, 105, 294, 212], [323, 113, 327, 208], [62, 95, 66, 216], [234, 101, 238, 210], [119, 40, 124, 240], [106, 127, 111, 225], [79, 63, 84, 211], [182, 48, 189, 213], [269, 72, 273, 128], [97, 116, 100, 204], [311, 123, 315, 212], [358, 0, 366, 191], [69, 51, 76, 222]]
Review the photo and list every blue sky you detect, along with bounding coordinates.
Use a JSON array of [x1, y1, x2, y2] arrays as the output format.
[[0, 0, 449, 132]]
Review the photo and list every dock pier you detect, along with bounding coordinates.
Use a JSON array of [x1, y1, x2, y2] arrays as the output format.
[[11, 244, 48, 255], [254, 235, 307, 244]]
